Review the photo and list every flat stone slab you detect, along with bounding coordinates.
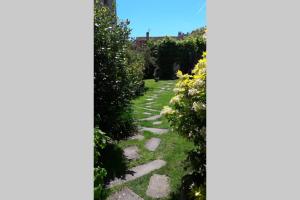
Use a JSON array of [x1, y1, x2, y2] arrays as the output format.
[[145, 138, 161, 151], [156, 90, 164, 93], [141, 127, 168, 134], [123, 146, 139, 160], [108, 187, 144, 200], [108, 160, 167, 188], [128, 134, 145, 141], [136, 106, 160, 112], [139, 115, 161, 121], [145, 102, 154, 105], [143, 112, 152, 115], [153, 121, 162, 125], [146, 174, 171, 198]]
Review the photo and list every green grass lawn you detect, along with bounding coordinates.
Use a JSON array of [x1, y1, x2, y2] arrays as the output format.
[[107, 79, 194, 200]]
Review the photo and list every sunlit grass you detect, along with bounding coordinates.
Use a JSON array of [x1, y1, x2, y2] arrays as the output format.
[[107, 79, 194, 199]]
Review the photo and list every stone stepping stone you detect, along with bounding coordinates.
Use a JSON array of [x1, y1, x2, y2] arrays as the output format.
[[128, 134, 144, 141], [145, 102, 154, 105], [139, 115, 161, 121], [155, 90, 163, 93], [108, 187, 144, 200], [143, 112, 152, 115], [146, 174, 171, 199], [123, 146, 139, 160], [146, 98, 154, 101], [152, 121, 162, 125], [136, 106, 160, 112], [108, 159, 167, 188], [145, 138, 161, 151], [141, 127, 168, 134]]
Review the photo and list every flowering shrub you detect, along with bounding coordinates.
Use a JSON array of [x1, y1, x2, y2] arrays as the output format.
[[161, 51, 206, 141], [162, 51, 206, 200]]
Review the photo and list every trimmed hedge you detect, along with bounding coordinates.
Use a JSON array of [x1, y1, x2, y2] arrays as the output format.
[[143, 31, 206, 80]]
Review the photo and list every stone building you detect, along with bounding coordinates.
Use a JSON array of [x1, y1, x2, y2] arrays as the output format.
[[134, 31, 187, 49]]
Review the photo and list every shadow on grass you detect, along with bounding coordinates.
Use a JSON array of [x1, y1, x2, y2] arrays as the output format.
[[100, 143, 136, 184], [169, 185, 188, 200]]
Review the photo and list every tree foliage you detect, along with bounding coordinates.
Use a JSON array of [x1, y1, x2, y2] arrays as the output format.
[[142, 29, 206, 80], [94, 5, 144, 139]]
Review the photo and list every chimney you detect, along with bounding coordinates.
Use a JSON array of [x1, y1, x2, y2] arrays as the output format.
[[146, 31, 149, 40], [178, 32, 184, 39]]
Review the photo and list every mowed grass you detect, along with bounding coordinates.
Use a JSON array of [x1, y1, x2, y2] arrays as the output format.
[[107, 79, 194, 200]]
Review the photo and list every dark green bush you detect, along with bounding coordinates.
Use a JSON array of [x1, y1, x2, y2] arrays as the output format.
[[94, 5, 141, 139], [155, 37, 178, 80], [143, 31, 206, 80], [177, 37, 206, 74], [142, 41, 158, 79]]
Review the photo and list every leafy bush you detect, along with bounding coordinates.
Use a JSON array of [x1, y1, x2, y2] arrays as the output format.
[[142, 44, 158, 79], [144, 31, 206, 80], [162, 52, 207, 200], [155, 37, 178, 80], [177, 37, 206, 74], [126, 47, 145, 96], [94, 5, 141, 139], [94, 128, 110, 200]]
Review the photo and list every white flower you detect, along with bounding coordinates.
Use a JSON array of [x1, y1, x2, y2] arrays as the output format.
[[194, 79, 204, 87], [173, 87, 180, 93], [161, 106, 174, 116], [188, 88, 199, 96], [195, 192, 201, 196], [192, 101, 205, 112], [170, 95, 181, 105]]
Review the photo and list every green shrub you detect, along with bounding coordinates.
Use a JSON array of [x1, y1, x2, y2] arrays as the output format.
[[126, 47, 145, 96], [162, 52, 207, 200], [94, 128, 110, 200], [155, 37, 178, 80], [142, 46, 158, 79], [177, 37, 206, 74], [145, 30, 206, 80], [94, 5, 140, 139]]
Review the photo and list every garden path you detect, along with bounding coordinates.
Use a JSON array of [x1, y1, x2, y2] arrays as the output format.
[[107, 80, 187, 200]]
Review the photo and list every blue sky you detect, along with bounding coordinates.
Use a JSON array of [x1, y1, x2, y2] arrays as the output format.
[[116, 0, 206, 38]]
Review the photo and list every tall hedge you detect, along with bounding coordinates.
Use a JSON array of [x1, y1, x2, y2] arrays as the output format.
[[94, 5, 141, 139], [144, 33, 206, 80], [177, 37, 206, 74], [155, 37, 178, 80]]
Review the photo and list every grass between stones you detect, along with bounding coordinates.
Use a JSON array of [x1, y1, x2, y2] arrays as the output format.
[[107, 79, 194, 200]]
